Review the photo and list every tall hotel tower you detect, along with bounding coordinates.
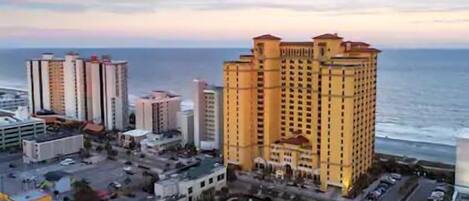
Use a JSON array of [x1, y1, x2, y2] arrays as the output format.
[[223, 33, 379, 194], [27, 53, 129, 131], [193, 79, 224, 151]]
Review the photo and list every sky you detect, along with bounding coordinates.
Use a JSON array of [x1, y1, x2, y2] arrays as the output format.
[[0, 0, 468, 48]]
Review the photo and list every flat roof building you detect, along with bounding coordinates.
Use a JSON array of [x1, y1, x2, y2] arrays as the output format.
[[154, 157, 226, 201], [0, 88, 28, 111], [136, 91, 181, 134], [118, 129, 151, 148], [0, 107, 46, 151], [22, 133, 83, 163]]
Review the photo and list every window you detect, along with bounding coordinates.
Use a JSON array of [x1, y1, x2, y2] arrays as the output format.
[[217, 173, 225, 181], [209, 178, 213, 184], [188, 187, 193, 194], [200, 181, 205, 188]]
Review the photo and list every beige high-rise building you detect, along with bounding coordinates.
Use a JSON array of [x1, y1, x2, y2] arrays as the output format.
[[27, 53, 129, 131], [193, 79, 223, 151], [223, 33, 379, 194], [135, 91, 181, 134]]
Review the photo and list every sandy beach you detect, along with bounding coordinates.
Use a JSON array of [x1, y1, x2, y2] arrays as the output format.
[[375, 136, 456, 165]]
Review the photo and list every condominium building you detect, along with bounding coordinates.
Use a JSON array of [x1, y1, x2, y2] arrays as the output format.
[[455, 132, 469, 195], [193, 80, 223, 150], [26, 53, 129, 130], [223, 33, 379, 194], [136, 91, 181, 134], [0, 88, 28, 111], [22, 133, 84, 163], [178, 110, 194, 146], [0, 107, 46, 151]]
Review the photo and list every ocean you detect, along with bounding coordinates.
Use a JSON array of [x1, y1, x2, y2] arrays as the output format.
[[0, 48, 468, 164]]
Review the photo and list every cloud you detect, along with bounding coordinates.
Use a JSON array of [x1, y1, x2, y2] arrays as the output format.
[[1, 0, 469, 14]]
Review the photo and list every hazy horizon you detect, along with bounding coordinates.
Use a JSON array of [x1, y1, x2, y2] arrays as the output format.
[[1, 0, 469, 48]]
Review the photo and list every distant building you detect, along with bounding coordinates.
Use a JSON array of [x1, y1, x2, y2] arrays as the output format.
[[193, 80, 223, 151], [22, 133, 83, 163], [0, 107, 46, 151], [455, 132, 469, 198], [0, 88, 28, 111], [118, 129, 151, 148], [141, 131, 182, 155], [26, 53, 129, 131], [178, 110, 194, 146], [1, 190, 52, 201], [136, 91, 181, 134], [154, 158, 226, 201]]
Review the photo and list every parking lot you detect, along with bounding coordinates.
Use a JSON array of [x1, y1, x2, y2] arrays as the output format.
[[0, 152, 154, 201]]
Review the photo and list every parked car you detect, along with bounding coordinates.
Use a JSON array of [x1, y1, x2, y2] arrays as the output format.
[[109, 181, 122, 189], [60, 158, 75, 166], [390, 173, 402, 180], [7, 173, 16, 178]]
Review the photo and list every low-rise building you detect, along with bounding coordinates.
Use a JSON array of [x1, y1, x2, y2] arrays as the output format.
[[0, 88, 28, 111], [42, 171, 72, 193], [1, 190, 52, 201], [22, 134, 83, 163], [118, 129, 151, 148], [0, 107, 46, 151], [141, 130, 182, 155], [154, 158, 226, 201]]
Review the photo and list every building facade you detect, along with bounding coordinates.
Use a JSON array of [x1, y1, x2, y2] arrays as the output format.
[[455, 133, 469, 195], [0, 107, 46, 151], [0, 88, 28, 111], [136, 91, 181, 134], [154, 158, 226, 201], [178, 110, 194, 146], [223, 33, 379, 194], [26, 53, 129, 131], [22, 134, 84, 163], [193, 80, 223, 151]]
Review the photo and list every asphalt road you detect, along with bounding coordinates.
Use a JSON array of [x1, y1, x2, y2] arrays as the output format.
[[405, 179, 438, 201]]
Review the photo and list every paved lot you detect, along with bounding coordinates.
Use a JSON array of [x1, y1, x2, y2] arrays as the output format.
[[378, 176, 409, 201], [0, 151, 154, 201], [404, 178, 438, 201]]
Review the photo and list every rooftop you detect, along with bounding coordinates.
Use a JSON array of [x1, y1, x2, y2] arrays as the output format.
[[253, 34, 281, 40], [9, 190, 49, 201], [313, 33, 343, 40], [24, 133, 81, 143], [122, 129, 151, 137], [0, 109, 41, 127], [277, 135, 309, 145]]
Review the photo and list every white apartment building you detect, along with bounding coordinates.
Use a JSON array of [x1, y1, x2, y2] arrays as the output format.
[[26, 53, 129, 131], [136, 91, 180, 134], [193, 80, 223, 150], [154, 158, 226, 201], [22, 134, 84, 163], [178, 110, 194, 146], [455, 132, 469, 195], [0, 107, 45, 151], [0, 88, 28, 111], [140, 131, 183, 155], [118, 129, 150, 148]]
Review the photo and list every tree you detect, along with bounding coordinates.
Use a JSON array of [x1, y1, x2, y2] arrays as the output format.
[[84, 138, 92, 152], [72, 179, 100, 201]]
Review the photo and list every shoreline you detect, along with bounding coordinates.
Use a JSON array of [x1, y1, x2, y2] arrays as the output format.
[[375, 136, 456, 165]]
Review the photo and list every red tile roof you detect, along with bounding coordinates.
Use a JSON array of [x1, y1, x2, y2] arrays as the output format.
[[342, 41, 370, 47], [278, 135, 310, 145], [280, 42, 314, 46], [345, 48, 381, 53], [253, 34, 281, 40], [313, 33, 343, 40]]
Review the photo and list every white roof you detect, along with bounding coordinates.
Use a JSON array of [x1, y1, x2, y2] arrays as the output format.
[[122, 129, 151, 137], [457, 128, 469, 140]]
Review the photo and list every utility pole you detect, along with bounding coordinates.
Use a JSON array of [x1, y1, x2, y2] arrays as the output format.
[[0, 175, 4, 193]]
